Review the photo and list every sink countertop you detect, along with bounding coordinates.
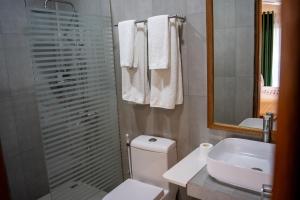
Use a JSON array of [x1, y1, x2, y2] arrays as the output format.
[[163, 147, 207, 187], [187, 167, 261, 200]]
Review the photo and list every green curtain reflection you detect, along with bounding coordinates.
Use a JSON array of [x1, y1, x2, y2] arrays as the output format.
[[261, 11, 274, 86]]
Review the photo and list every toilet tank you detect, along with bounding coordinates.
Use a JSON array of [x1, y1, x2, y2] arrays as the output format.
[[130, 135, 177, 191]]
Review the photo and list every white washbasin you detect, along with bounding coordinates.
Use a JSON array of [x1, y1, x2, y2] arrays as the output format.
[[207, 138, 275, 192]]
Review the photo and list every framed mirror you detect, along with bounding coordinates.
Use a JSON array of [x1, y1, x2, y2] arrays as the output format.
[[207, 0, 281, 137]]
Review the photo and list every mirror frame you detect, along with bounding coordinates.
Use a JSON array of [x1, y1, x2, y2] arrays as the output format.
[[206, 0, 266, 137]]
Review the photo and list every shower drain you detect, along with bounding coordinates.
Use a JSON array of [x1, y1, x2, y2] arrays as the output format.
[[251, 167, 263, 172]]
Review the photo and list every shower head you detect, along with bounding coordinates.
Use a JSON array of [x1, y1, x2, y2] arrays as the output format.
[[44, 0, 76, 12]]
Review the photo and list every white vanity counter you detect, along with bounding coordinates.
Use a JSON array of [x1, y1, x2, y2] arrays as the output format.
[[163, 147, 207, 187], [187, 167, 261, 200]]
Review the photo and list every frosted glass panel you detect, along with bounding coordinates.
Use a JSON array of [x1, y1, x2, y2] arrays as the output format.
[[27, 8, 122, 200]]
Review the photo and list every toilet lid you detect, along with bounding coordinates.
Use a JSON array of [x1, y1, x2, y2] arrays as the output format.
[[103, 179, 164, 200]]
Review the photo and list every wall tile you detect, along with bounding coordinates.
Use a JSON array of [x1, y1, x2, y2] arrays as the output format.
[[125, 0, 152, 20], [235, 76, 254, 124], [0, 136, 19, 164], [187, 0, 205, 15], [117, 102, 134, 133], [159, 96, 191, 159], [188, 95, 207, 148], [5, 47, 34, 94], [187, 24, 207, 96], [21, 148, 49, 200], [213, 0, 236, 29], [152, 0, 186, 16], [235, 27, 255, 76], [214, 77, 236, 124], [4, 155, 29, 200], [99, 0, 112, 17], [0, 0, 26, 19], [130, 105, 156, 134], [0, 48, 11, 97], [189, 95, 229, 146], [235, 0, 255, 27], [0, 17, 27, 34], [12, 92, 42, 152], [77, 0, 102, 15], [152, 96, 190, 158], [111, 0, 152, 22], [2, 33, 29, 49], [1, 34, 31, 96], [0, 97, 19, 160], [0, 34, 3, 47], [110, 0, 125, 24], [214, 28, 236, 77], [187, 12, 206, 39], [0, 21, 2, 34]]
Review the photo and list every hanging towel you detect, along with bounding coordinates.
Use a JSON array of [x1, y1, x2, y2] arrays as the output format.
[[150, 18, 183, 109], [118, 20, 136, 68], [148, 15, 169, 69], [122, 23, 150, 104]]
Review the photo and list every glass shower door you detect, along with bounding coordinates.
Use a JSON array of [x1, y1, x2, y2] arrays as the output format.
[[27, 5, 122, 200]]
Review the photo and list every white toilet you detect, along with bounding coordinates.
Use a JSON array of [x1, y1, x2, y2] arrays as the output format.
[[103, 135, 178, 200]]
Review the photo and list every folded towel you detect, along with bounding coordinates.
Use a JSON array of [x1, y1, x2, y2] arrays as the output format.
[[148, 15, 170, 69], [150, 18, 183, 109], [122, 23, 150, 104], [118, 20, 136, 68]]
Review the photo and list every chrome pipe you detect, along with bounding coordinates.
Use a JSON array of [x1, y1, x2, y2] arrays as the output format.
[[44, 0, 76, 11], [114, 15, 186, 27]]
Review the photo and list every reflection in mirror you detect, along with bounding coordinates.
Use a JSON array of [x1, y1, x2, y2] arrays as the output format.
[[259, 0, 281, 120], [241, 0, 281, 130], [213, 0, 256, 126], [209, 0, 281, 133]]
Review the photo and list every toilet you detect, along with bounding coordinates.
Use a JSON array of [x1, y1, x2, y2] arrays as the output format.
[[103, 135, 178, 200]]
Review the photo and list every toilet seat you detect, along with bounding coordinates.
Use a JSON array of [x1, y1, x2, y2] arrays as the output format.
[[103, 179, 164, 200]]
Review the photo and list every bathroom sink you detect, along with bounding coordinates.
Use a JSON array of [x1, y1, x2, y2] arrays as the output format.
[[207, 138, 275, 192]]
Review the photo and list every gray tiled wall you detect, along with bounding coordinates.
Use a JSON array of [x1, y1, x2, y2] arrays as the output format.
[[0, 0, 49, 200], [110, 0, 256, 199], [213, 0, 255, 125]]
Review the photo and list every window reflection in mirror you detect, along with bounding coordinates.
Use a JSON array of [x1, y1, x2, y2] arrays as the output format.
[[259, 0, 281, 121]]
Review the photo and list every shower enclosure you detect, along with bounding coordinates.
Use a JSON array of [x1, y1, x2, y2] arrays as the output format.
[[26, 0, 122, 199]]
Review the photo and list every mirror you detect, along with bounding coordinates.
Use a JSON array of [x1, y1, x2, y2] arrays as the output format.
[[207, 0, 281, 136]]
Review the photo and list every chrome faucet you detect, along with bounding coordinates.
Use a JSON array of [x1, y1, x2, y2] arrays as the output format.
[[260, 184, 272, 199], [262, 113, 274, 143]]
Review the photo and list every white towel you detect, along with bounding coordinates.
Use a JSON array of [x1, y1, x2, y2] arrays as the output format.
[[150, 18, 183, 109], [118, 20, 136, 68], [148, 15, 169, 69], [122, 23, 150, 104]]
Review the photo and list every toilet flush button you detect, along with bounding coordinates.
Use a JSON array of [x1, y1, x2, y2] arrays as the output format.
[[149, 138, 157, 142]]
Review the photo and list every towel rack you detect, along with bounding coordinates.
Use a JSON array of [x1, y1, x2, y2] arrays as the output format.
[[114, 15, 186, 27]]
